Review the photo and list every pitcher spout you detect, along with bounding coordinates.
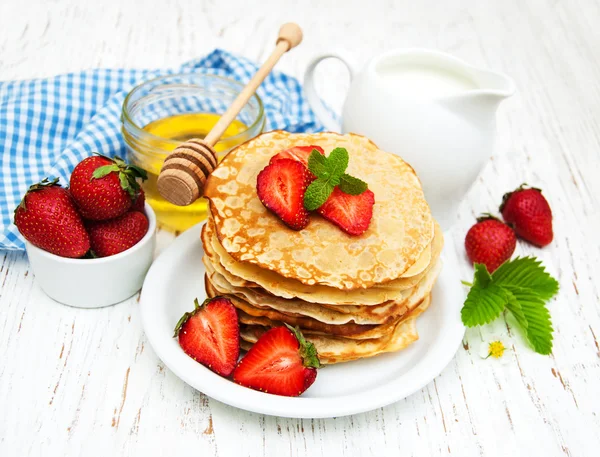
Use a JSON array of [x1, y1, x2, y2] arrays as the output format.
[[437, 67, 515, 124]]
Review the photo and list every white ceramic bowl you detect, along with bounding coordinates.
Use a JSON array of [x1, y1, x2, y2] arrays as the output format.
[[25, 203, 156, 308]]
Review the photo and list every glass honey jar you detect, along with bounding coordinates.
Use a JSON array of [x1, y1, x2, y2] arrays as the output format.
[[122, 74, 265, 232]]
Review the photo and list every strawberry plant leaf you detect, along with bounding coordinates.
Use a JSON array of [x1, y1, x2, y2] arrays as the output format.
[[92, 164, 119, 179], [461, 263, 508, 326], [461, 257, 558, 356], [339, 174, 368, 195], [127, 165, 148, 180], [304, 179, 334, 211], [493, 256, 559, 300], [505, 286, 553, 355], [505, 293, 527, 329]]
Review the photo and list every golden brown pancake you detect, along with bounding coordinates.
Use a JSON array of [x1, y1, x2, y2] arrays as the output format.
[[204, 131, 434, 289], [239, 295, 431, 364], [202, 218, 443, 306]]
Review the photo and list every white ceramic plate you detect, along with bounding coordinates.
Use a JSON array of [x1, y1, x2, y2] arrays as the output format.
[[141, 224, 465, 418]]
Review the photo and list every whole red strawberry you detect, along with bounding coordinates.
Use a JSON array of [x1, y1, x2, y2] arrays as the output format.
[[500, 184, 553, 247], [86, 211, 149, 257], [233, 325, 320, 397], [465, 216, 516, 273], [70, 154, 147, 220], [174, 297, 240, 377], [14, 178, 90, 258]]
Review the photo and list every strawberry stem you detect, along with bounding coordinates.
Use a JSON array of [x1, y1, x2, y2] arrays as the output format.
[[476, 213, 502, 223], [499, 183, 542, 212], [14, 177, 61, 214], [89, 153, 148, 202], [284, 324, 321, 368]]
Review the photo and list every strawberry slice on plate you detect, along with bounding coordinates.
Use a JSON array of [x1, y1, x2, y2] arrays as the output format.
[[318, 187, 375, 236], [233, 325, 321, 397], [270, 145, 324, 167], [257, 158, 311, 231], [174, 296, 240, 377]]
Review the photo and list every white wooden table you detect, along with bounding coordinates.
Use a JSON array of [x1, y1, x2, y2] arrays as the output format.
[[1, 0, 599, 455]]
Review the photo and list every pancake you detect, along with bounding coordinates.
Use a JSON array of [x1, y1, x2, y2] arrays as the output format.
[[204, 258, 442, 325], [204, 131, 434, 289], [240, 295, 431, 364], [202, 218, 443, 306]]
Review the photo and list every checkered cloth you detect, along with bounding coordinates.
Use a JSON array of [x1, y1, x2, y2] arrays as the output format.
[[0, 50, 327, 250]]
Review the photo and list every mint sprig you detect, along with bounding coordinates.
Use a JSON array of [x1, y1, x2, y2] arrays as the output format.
[[303, 148, 368, 210], [461, 257, 558, 355]]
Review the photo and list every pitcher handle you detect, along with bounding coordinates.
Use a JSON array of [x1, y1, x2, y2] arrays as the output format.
[[304, 50, 358, 132]]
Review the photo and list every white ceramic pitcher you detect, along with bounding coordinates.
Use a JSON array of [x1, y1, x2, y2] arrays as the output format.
[[304, 49, 515, 229]]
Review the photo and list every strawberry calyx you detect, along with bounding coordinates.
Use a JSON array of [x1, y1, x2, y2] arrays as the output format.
[[15, 177, 62, 214], [91, 153, 148, 201], [476, 213, 503, 223], [499, 183, 542, 212], [173, 297, 213, 337], [284, 324, 321, 369]]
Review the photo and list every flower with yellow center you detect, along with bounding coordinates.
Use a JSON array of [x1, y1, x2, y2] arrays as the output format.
[[487, 340, 506, 359]]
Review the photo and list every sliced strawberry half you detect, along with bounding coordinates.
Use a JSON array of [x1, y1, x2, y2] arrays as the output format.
[[256, 159, 311, 231], [233, 325, 320, 397], [174, 296, 240, 377], [270, 145, 325, 167], [318, 187, 375, 236]]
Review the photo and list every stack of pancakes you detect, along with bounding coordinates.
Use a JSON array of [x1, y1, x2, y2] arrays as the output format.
[[202, 131, 442, 364]]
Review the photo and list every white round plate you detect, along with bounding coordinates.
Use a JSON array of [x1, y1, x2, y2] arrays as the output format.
[[140, 224, 465, 418]]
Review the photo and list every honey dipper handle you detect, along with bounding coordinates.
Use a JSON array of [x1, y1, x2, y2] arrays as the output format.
[[157, 23, 302, 207], [204, 23, 303, 146]]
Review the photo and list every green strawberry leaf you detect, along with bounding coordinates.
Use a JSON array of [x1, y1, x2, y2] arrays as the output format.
[[338, 173, 368, 195], [493, 256, 559, 301], [173, 297, 209, 337], [505, 286, 553, 355], [304, 179, 334, 211], [127, 165, 148, 181], [92, 164, 120, 179], [461, 264, 508, 327], [461, 257, 558, 356]]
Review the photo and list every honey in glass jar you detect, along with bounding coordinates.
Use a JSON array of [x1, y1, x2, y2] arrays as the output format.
[[122, 74, 265, 232]]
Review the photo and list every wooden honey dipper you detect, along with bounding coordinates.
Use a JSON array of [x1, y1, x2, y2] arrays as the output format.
[[157, 23, 303, 206]]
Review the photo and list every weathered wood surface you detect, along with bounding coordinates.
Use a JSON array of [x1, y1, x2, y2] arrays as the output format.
[[1, 0, 599, 455]]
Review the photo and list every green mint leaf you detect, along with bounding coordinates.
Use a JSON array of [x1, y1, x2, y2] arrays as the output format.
[[493, 256, 559, 301], [338, 173, 368, 195], [461, 264, 508, 326], [304, 179, 334, 211], [505, 286, 553, 355], [92, 164, 119, 179], [326, 147, 349, 183], [307, 150, 329, 178]]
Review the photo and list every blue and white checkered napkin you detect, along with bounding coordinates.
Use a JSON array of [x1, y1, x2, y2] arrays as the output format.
[[0, 50, 326, 250]]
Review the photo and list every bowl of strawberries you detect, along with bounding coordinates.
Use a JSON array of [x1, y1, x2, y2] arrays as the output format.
[[15, 154, 156, 308]]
